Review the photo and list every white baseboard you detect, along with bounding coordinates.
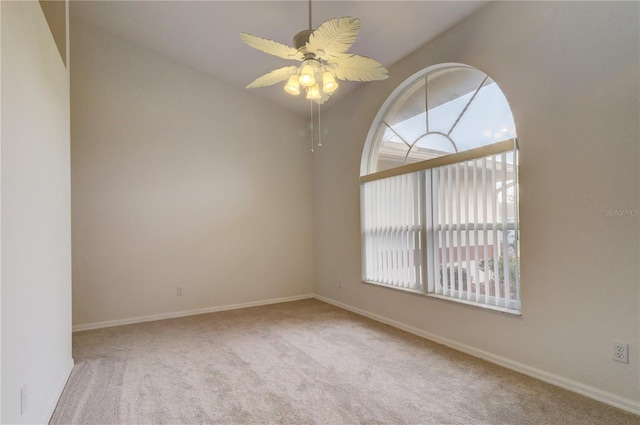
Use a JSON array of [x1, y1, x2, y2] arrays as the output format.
[[313, 294, 640, 416], [73, 294, 314, 332], [42, 357, 74, 425]]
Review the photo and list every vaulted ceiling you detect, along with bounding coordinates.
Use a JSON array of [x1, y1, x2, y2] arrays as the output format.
[[70, 1, 488, 117]]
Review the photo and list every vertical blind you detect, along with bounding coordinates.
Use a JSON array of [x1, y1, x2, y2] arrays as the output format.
[[361, 139, 520, 314], [361, 172, 424, 292]]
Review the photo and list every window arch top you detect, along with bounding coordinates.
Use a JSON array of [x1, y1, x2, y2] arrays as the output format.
[[361, 63, 517, 176]]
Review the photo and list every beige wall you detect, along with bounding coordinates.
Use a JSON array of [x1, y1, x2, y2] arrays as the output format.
[[313, 1, 639, 410], [38, 0, 66, 66], [70, 20, 314, 327], [1, 1, 73, 423]]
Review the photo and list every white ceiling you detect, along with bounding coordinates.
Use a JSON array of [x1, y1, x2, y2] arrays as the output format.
[[70, 0, 488, 117]]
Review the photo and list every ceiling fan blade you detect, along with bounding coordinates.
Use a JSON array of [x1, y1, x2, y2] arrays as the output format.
[[332, 54, 389, 82], [246, 66, 298, 89], [306, 17, 361, 59], [239, 33, 304, 61]]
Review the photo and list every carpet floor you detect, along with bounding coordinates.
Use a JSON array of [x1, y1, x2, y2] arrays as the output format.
[[51, 299, 638, 424]]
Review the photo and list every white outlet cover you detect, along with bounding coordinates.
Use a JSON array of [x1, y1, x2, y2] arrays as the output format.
[[613, 343, 629, 364]]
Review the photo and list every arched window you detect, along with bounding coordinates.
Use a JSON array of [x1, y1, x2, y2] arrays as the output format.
[[360, 63, 520, 314]]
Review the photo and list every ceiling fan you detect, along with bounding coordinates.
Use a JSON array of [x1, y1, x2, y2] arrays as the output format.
[[239, 1, 388, 104]]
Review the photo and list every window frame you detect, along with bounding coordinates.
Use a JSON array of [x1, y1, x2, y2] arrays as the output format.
[[360, 63, 521, 315]]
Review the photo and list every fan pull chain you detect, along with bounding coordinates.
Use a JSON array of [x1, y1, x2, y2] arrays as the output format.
[[309, 100, 322, 152], [318, 102, 322, 147], [310, 100, 314, 152]]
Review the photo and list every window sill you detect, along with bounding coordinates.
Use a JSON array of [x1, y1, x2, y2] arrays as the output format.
[[425, 292, 522, 316], [362, 280, 522, 316]]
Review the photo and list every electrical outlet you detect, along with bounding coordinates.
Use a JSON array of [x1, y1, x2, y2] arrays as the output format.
[[177, 286, 184, 296], [613, 343, 629, 363], [21, 385, 27, 415], [338, 278, 342, 288]]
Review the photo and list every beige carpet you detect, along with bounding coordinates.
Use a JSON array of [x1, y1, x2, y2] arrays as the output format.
[[51, 299, 638, 425]]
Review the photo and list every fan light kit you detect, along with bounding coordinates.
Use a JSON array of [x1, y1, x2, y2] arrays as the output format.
[[239, 1, 388, 104]]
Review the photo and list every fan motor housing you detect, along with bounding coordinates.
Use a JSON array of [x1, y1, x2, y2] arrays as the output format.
[[293, 29, 313, 52]]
